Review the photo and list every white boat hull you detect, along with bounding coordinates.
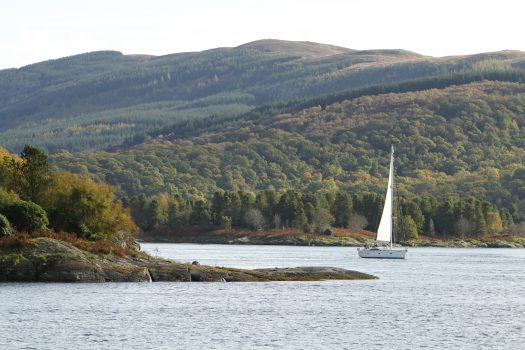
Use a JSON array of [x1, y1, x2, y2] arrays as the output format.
[[357, 247, 407, 259]]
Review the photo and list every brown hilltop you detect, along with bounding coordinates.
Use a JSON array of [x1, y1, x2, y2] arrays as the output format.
[[238, 38, 354, 58]]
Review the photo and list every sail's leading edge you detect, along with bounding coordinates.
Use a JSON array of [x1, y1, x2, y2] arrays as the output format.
[[376, 147, 394, 242]]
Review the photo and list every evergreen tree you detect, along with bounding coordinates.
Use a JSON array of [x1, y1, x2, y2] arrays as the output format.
[[276, 190, 307, 228], [146, 199, 167, 231], [353, 193, 382, 231], [473, 206, 487, 237], [220, 216, 232, 232], [190, 200, 211, 226], [435, 199, 457, 236], [15, 145, 50, 203], [211, 191, 226, 225], [499, 209, 514, 228], [129, 194, 149, 229], [403, 200, 424, 232], [403, 215, 418, 240], [331, 192, 352, 227], [167, 201, 180, 229]]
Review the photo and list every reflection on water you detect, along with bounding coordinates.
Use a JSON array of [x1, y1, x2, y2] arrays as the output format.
[[1, 244, 524, 350]]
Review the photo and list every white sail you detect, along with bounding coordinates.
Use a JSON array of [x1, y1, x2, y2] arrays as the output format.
[[357, 146, 407, 259], [376, 147, 394, 242]]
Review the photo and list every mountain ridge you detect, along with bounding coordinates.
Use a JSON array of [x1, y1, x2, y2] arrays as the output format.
[[2, 39, 525, 153], [6, 39, 525, 72]]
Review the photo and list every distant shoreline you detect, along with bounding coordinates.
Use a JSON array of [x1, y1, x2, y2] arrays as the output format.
[[139, 229, 525, 248]]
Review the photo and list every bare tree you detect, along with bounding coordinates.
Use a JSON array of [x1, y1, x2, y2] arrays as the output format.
[[347, 213, 368, 231], [244, 208, 265, 231], [311, 208, 334, 233], [455, 217, 473, 238], [272, 214, 282, 230], [508, 221, 525, 235]]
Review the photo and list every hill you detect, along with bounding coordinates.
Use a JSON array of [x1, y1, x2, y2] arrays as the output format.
[[237, 39, 355, 57], [51, 79, 525, 218], [2, 40, 525, 152]]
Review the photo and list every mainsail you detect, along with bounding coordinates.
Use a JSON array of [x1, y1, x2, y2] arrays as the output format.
[[376, 147, 394, 243]]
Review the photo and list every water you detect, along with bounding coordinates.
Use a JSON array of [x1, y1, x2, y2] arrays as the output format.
[[1, 244, 524, 350]]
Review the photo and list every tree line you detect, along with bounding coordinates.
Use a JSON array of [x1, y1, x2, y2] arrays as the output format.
[[125, 189, 514, 241], [1, 146, 518, 243]]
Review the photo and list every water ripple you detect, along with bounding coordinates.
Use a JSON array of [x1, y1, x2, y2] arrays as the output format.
[[1, 245, 524, 349]]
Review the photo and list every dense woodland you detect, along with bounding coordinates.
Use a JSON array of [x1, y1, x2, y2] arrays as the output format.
[[1, 146, 517, 241], [2, 40, 525, 152], [53, 81, 525, 225], [126, 190, 514, 241], [3, 42, 525, 239]]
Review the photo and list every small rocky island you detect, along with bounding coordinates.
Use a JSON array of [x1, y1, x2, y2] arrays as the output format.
[[0, 237, 376, 283]]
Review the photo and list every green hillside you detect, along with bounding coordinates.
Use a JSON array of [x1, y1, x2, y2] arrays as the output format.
[[2, 40, 525, 152], [51, 79, 525, 219]]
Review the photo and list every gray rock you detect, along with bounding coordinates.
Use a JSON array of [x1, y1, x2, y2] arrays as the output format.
[[0, 237, 377, 283], [487, 241, 517, 248], [253, 266, 376, 280]]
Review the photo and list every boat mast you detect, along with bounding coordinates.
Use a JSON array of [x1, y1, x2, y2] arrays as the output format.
[[390, 146, 394, 249]]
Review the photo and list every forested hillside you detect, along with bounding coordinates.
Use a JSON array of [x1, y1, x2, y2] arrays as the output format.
[[3, 40, 525, 231], [2, 39, 525, 152], [52, 80, 525, 221]]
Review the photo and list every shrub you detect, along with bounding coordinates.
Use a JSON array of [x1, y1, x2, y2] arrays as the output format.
[[3, 201, 49, 233], [221, 216, 232, 232], [30, 231, 134, 257], [311, 208, 334, 233], [0, 213, 13, 237], [0, 233, 30, 250], [0, 188, 19, 209], [41, 172, 137, 239], [244, 209, 265, 230], [347, 213, 368, 231]]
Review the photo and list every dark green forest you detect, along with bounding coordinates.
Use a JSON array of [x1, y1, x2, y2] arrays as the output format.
[[126, 189, 513, 241], [2, 40, 525, 152]]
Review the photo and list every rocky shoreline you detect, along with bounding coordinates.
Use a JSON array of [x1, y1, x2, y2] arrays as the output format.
[[140, 233, 525, 248], [0, 237, 377, 283]]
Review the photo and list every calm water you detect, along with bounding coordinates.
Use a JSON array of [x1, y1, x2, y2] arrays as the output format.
[[1, 244, 524, 350]]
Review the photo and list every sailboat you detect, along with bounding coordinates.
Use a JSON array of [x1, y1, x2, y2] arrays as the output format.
[[357, 146, 407, 259]]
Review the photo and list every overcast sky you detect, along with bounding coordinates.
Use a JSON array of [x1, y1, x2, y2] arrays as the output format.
[[1, 0, 524, 69]]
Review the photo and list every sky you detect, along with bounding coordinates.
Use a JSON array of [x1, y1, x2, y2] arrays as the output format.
[[1, 0, 524, 69]]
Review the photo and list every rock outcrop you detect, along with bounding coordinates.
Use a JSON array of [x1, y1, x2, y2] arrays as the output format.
[[0, 238, 376, 283], [0, 238, 152, 282]]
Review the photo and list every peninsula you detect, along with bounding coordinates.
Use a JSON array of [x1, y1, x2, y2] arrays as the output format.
[[0, 236, 376, 283]]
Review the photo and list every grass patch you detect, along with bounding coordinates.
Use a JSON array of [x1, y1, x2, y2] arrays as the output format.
[[0, 234, 31, 250], [0, 231, 141, 258]]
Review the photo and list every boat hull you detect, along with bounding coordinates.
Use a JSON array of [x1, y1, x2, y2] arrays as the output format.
[[357, 247, 407, 259]]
